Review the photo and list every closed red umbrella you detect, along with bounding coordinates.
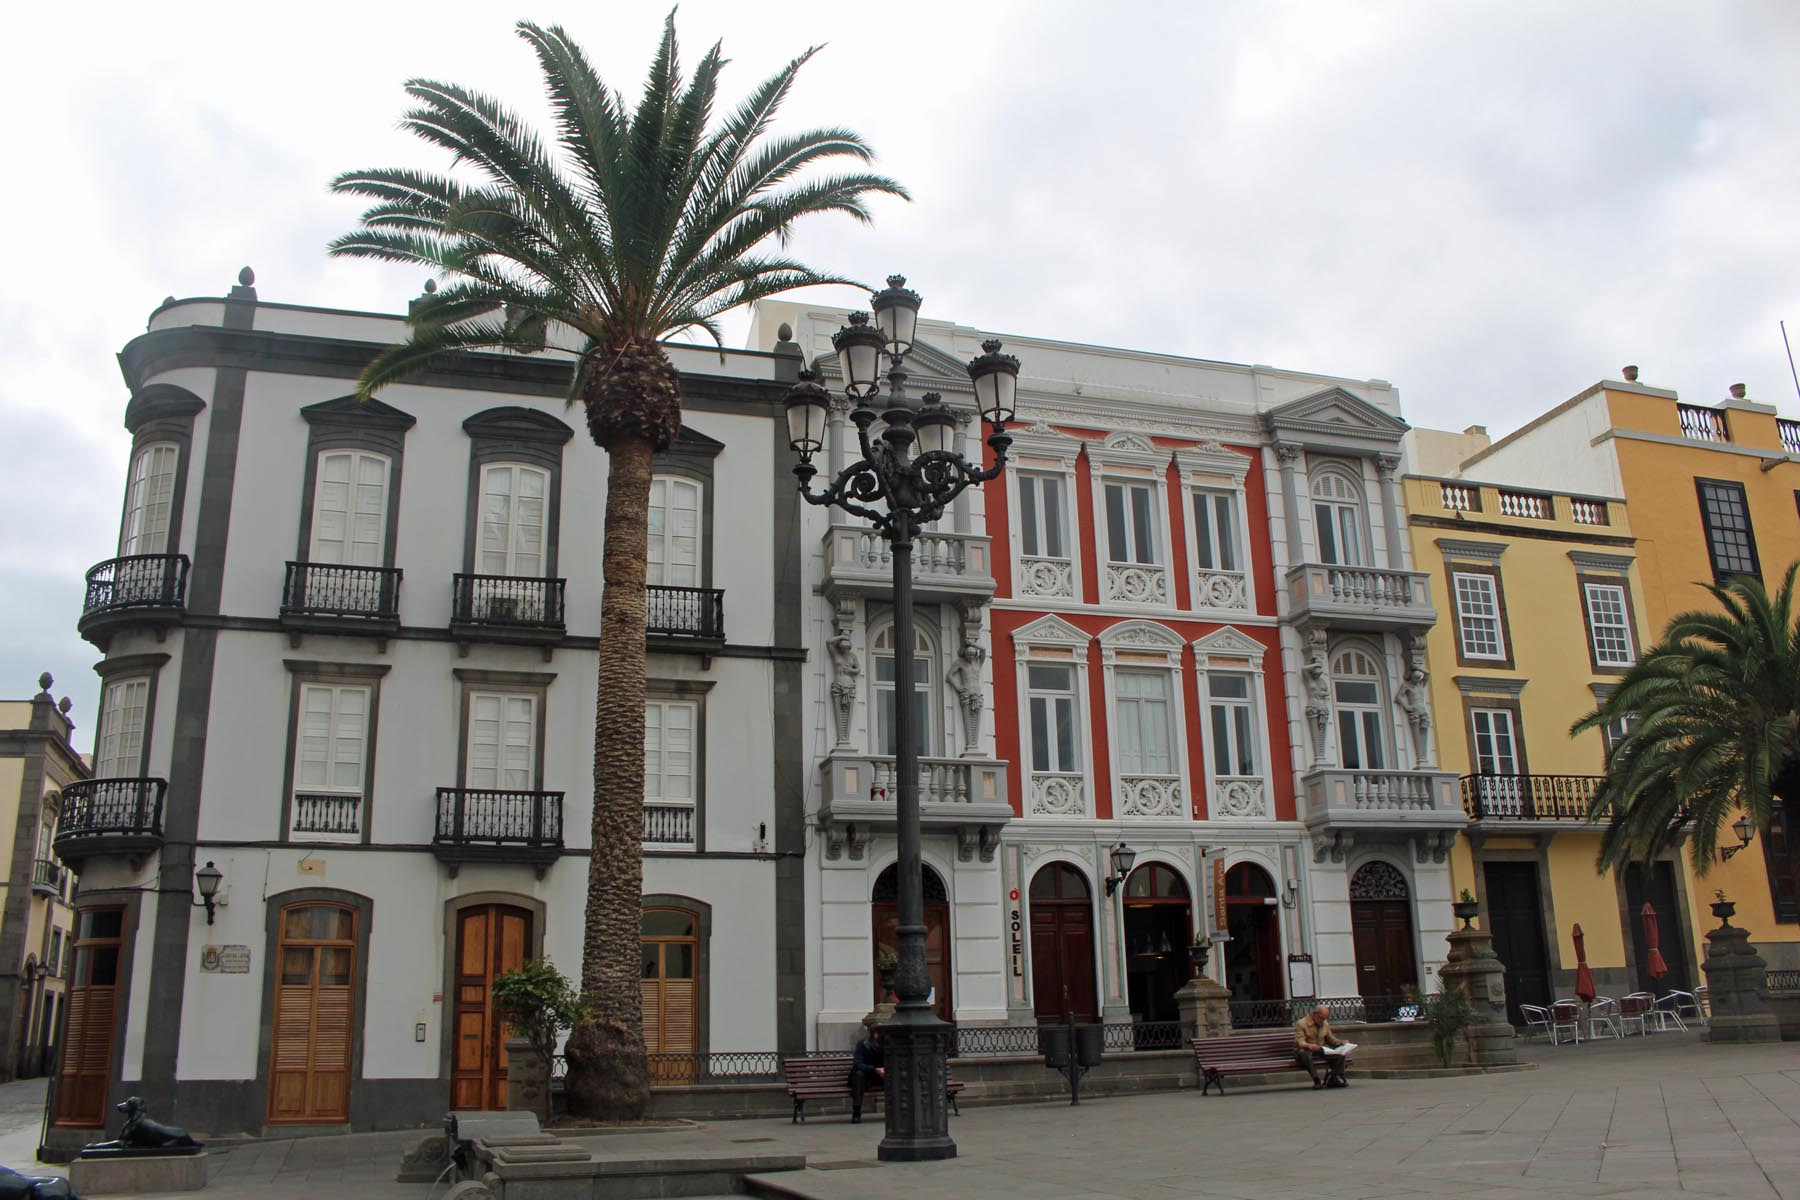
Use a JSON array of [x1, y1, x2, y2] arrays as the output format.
[[1640, 902, 1669, 982], [1572, 923, 1597, 1003]]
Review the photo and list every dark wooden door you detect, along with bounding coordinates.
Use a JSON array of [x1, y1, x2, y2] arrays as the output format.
[[1483, 861, 1551, 1025], [1350, 901, 1417, 1001], [1624, 862, 1691, 994], [452, 905, 531, 1110], [1031, 905, 1098, 1023]]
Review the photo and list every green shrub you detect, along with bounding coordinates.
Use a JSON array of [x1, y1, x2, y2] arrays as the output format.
[[1408, 979, 1478, 1068]]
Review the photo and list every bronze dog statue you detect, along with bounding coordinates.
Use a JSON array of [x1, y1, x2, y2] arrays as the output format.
[[83, 1097, 201, 1152]]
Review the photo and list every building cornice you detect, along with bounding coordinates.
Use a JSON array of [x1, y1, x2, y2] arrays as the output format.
[[1454, 674, 1528, 698]]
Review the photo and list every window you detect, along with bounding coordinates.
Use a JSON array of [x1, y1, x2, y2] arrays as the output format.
[[1017, 472, 1068, 559], [1696, 479, 1760, 582], [292, 684, 369, 837], [645, 699, 697, 809], [1583, 582, 1635, 667], [1332, 648, 1387, 770], [1191, 490, 1240, 574], [1114, 669, 1176, 777], [465, 693, 536, 790], [119, 444, 178, 557], [94, 678, 148, 779], [1469, 707, 1522, 813], [1312, 472, 1365, 566], [309, 450, 389, 567], [1453, 572, 1507, 661], [1027, 664, 1079, 773], [1601, 713, 1637, 758], [648, 476, 703, 587], [477, 464, 548, 577], [1104, 481, 1160, 565], [873, 624, 934, 756], [1207, 674, 1257, 776]]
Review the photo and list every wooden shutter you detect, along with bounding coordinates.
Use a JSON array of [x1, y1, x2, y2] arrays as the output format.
[[55, 985, 115, 1126]]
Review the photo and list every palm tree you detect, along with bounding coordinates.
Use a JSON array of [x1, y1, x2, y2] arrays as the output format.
[[329, 16, 905, 1118], [1573, 564, 1800, 872]]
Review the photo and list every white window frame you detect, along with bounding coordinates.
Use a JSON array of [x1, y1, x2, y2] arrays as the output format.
[[464, 691, 538, 791], [648, 474, 704, 588], [1583, 582, 1635, 667], [1098, 621, 1188, 821], [1192, 627, 1274, 820], [1016, 471, 1071, 561], [95, 678, 150, 780], [1177, 443, 1256, 613], [291, 682, 370, 842], [1452, 571, 1507, 661], [1310, 467, 1367, 567], [309, 449, 390, 567], [119, 443, 179, 558], [645, 697, 699, 849], [1331, 645, 1390, 771], [1469, 706, 1522, 815], [477, 462, 550, 578], [1010, 616, 1096, 818], [872, 622, 937, 758], [1087, 433, 1173, 608], [1025, 661, 1081, 775], [1005, 425, 1084, 601]]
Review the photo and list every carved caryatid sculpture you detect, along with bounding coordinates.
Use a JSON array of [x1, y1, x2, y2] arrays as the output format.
[[944, 638, 987, 754]]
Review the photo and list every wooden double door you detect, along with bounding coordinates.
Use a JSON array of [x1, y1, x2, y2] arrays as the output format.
[[1483, 861, 1551, 1026], [1029, 864, 1098, 1023], [1349, 862, 1418, 1008], [452, 905, 532, 1110]]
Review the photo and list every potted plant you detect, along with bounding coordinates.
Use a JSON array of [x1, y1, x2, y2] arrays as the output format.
[[1710, 888, 1736, 921], [1452, 888, 1480, 928], [491, 959, 590, 1123], [1190, 932, 1212, 976], [1408, 979, 1478, 1069], [875, 950, 899, 999]]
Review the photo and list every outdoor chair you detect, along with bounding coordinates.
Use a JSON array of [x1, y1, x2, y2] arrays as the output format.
[[1619, 992, 1653, 1036], [1547, 1000, 1583, 1045], [1694, 985, 1710, 1020], [1655, 990, 1699, 1031], [1586, 997, 1623, 1039], [1520, 1004, 1558, 1043]]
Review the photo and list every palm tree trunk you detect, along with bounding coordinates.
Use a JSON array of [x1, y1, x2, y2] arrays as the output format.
[[563, 432, 654, 1119]]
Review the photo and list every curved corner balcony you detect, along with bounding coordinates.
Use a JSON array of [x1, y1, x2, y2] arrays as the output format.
[[821, 524, 994, 604], [54, 778, 166, 868], [78, 555, 190, 649], [1285, 563, 1435, 632]]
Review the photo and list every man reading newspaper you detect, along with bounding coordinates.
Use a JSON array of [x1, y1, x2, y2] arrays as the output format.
[[1294, 1004, 1355, 1089]]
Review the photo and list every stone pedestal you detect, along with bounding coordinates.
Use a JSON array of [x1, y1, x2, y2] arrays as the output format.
[[505, 1036, 552, 1117], [1702, 915, 1781, 1043], [70, 1152, 208, 1194], [1174, 975, 1232, 1040], [1438, 922, 1518, 1066]]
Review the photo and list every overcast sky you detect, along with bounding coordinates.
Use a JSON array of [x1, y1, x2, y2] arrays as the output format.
[[3, 0, 1797, 728]]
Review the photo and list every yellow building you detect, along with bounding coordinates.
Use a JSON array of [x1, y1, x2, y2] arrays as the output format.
[[1424, 371, 1800, 984], [0, 674, 85, 1080]]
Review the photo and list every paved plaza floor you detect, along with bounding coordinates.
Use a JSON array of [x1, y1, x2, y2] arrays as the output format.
[[1, 1032, 1795, 1198]]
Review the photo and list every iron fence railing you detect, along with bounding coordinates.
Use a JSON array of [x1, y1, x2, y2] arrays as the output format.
[[451, 573, 565, 630], [1460, 774, 1606, 821], [435, 788, 563, 847], [291, 792, 362, 836], [281, 561, 402, 620], [56, 778, 165, 839], [1779, 418, 1800, 458], [646, 585, 725, 640], [31, 859, 64, 895], [1677, 404, 1728, 442], [1768, 969, 1800, 992], [82, 554, 189, 615], [552, 1050, 845, 1085], [1229, 995, 1409, 1028], [642, 803, 695, 846]]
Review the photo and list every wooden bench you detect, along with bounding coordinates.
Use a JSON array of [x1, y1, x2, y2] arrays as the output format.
[[1191, 1032, 1321, 1096], [782, 1055, 966, 1123]]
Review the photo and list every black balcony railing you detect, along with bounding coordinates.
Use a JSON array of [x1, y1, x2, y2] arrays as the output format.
[[82, 554, 189, 616], [1459, 774, 1606, 821], [56, 779, 165, 839], [435, 788, 564, 848], [1769, 969, 1800, 992], [646, 585, 724, 640], [291, 793, 363, 837], [281, 562, 401, 620], [31, 859, 65, 895], [1229, 995, 1409, 1029], [452, 574, 566, 630]]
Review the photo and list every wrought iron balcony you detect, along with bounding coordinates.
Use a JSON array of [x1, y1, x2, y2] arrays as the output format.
[[1459, 774, 1607, 825], [817, 751, 1011, 862], [432, 787, 563, 876], [1300, 767, 1465, 863], [646, 585, 725, 644], [643, 803, 696, 848], [54, 778, 165, 866], [291, 792, 363, 839], [820, 523, 995, 603], [31, 858, 66, 897], [450, 574, 566, 649], [280, 561, 402, 635], [78, 554, 189, 648], [1285, 562, 1435, 632]]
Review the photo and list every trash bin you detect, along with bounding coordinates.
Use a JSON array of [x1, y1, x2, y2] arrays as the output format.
[[1074, 1023, 1104, 1069], [1039, 1024, 1069, 1068]]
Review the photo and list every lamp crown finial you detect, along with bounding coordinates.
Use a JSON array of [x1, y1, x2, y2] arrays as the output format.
[[847, 311, 870, 327], [982, 338, 1003, 354], [886, 274, 907, 289]]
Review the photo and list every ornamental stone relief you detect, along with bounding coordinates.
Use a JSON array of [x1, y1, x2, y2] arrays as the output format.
[[1117, 775, 1183, 818], [1192, 569, 1249, 610], [1027, 774, 1086, 817], [1018, 555, 1076, 598], [1104, 563, 1168, 605], [1212, 777, 1268, 819]]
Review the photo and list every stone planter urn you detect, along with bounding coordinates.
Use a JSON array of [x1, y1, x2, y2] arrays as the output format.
[[1452, 900, 1480, 928], [1711, 900, 1736, 921]]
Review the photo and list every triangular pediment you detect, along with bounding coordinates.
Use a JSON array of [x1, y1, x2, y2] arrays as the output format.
[[1011, 614, 1091, 648], [1263, 387, 1408, 439], [1191, 626, 1268, 664], [302, 394, 417, 431]]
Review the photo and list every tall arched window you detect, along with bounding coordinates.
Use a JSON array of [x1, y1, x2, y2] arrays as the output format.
[[873, 624, 934, 756], [120, 444, 179, 558], [1332, 646, 1388, 770], [1311, 469, 1366, 566]]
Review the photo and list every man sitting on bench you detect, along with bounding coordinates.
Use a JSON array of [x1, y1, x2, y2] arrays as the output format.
[[849, 1025, 884, 1123], [1294, 1004, 1350, 1089]]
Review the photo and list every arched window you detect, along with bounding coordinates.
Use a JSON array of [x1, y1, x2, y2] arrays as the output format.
[[1332, 647, 1388, 770], [1311, 469, 1366, 566], [873, 624, 934, 756]]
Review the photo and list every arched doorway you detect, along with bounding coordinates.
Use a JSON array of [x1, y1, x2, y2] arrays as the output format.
[[642, 907, 701, 1082], [451, 903, 532, 1109], [1224, 863, 1284, 1002], [1350, 861, 1418, 1018], [269, 903, 357, 1123], [871, 865, 952, 1022], [1122, 863, 1192, 1024], [1029, 864, 1098, 1023]]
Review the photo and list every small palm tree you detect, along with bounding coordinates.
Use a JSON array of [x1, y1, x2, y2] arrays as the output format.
[[1573, 564, 1800, 871], [330, 16, 905, 1118]]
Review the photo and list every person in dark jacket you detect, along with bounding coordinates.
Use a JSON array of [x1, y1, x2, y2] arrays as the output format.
[[848, 1026, 884, 1123]]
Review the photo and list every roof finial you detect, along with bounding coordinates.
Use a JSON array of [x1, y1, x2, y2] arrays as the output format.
[[36, 672, 52, 694], [238, 266, 255, 287]]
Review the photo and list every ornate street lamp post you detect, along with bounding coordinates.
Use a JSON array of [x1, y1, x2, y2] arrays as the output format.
[[784, 276, 1019, 1162]]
